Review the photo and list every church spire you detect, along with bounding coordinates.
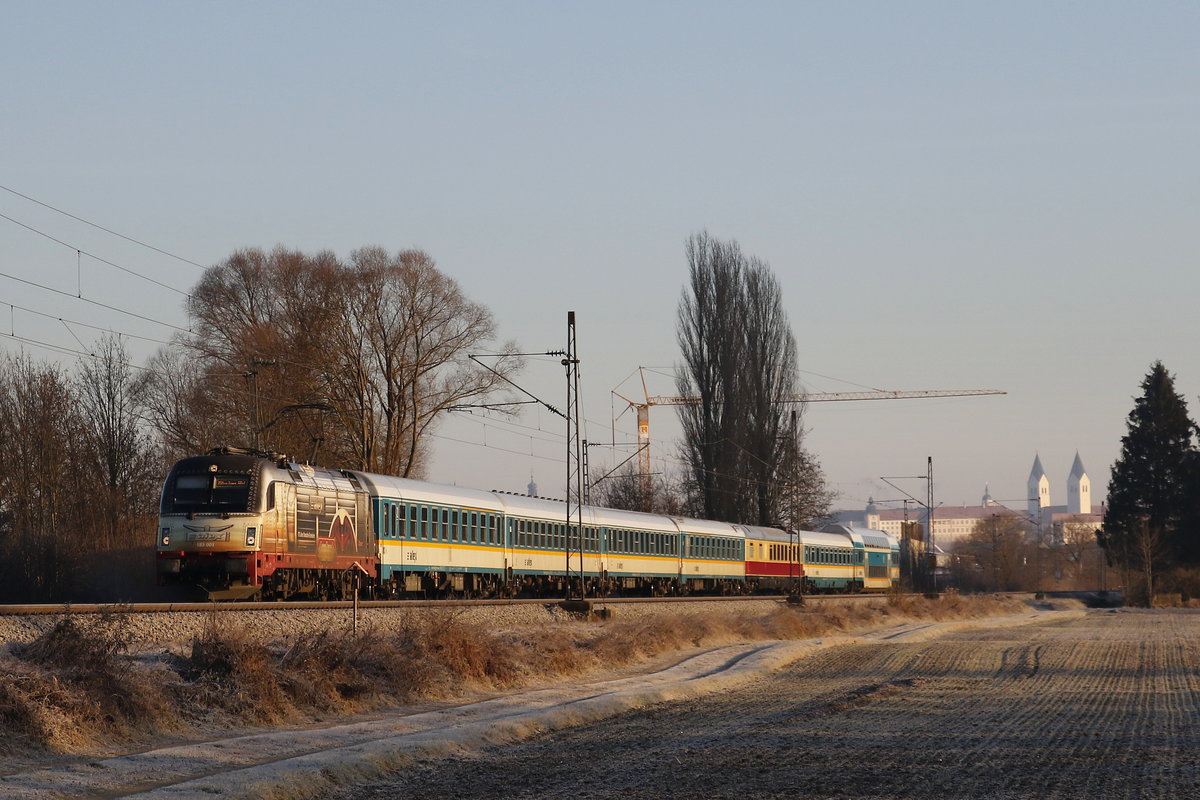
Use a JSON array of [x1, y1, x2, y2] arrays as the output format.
[[1067, 452, 1091, 514], [1028, 454, 1050, 516]]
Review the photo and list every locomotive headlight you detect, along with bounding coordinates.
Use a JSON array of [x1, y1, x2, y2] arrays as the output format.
[[160, 528, 171, 547], [246, 527, 257, 546]]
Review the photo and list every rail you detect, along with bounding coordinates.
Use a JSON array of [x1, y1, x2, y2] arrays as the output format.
[[0, 593, 905, 616]]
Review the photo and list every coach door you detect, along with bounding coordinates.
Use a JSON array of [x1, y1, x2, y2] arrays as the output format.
[[672, 519, 685, 584], [502, 516, 514, 585]]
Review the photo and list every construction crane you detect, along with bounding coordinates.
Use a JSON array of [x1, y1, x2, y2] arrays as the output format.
[[611, 367, 1005, 494]]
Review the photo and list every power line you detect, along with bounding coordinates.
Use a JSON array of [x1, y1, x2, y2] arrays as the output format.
[[0, 211, 190, 296], [0, 267, 191, 333], [0, 184, 209, 271], [1, 298, 174, 346]]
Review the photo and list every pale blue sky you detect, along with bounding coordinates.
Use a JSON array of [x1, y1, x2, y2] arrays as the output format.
[[3, 2, 1197, 512]]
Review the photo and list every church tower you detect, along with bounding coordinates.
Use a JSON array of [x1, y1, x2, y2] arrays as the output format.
[[982, 484, 996, 507], [1067, 452, 1091, 514], [1028, 455, 1050, 517]]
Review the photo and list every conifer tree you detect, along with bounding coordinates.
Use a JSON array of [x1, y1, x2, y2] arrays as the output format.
[[1102, 361, 1199, 585]]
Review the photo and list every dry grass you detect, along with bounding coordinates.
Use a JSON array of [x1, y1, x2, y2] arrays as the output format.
[[0, 593, 1023, 758], [0, 610, 175, 756]]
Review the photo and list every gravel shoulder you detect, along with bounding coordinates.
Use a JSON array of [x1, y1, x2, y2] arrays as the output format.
[[0, 604, 1077, 800]]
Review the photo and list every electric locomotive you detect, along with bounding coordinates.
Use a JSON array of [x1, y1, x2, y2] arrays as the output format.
[[156, 448, 376, 600]]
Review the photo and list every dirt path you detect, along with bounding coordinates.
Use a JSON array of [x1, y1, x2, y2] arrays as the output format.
[[0, 607, 1132, 800], [321, 608, 1200, 800]]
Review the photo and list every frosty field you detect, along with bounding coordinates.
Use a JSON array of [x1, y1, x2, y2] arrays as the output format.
[[325, 608, 1200, 800]]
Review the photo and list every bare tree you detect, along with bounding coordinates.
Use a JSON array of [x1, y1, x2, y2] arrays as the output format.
[[322, 247, 520, 476], [774, 440, 836, 531], [1133, 518, 1164, 606], [590, 461, 684, 516], [75, 335, 160, 551], [0, 355, 86, 600], [145, 245, 519, 475], [1057, 518, 1102, 587], [139, 339, 232, 459], [960, 513, 1032, 592], [675, 232, 828, 527]]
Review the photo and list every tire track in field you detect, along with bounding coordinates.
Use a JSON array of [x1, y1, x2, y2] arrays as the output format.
[[319, 609, 1200, 800]]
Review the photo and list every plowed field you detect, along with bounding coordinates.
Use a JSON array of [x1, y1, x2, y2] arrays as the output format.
[[328, 609, 1200, 799]]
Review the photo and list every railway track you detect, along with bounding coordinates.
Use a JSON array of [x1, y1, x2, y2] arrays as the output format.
[[0, 592, 902, 616]]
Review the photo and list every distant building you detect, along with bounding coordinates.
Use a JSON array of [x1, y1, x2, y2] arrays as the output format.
[[833, 453, 1102, 550]]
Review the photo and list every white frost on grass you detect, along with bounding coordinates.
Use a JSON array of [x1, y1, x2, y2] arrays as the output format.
[[0, 608, 1080, 800]]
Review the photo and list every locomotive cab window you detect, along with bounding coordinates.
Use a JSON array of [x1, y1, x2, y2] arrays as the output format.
[[169, 474, 252, 512]]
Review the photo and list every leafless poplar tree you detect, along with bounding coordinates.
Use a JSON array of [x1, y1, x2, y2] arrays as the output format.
[[675, 232, 830, 527]]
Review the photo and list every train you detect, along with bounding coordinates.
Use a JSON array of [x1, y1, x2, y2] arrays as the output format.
[[156, 447, 900, 600]]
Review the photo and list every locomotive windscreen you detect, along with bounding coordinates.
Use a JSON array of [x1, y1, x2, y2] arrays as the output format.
[[166, 473, 253, 513]]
